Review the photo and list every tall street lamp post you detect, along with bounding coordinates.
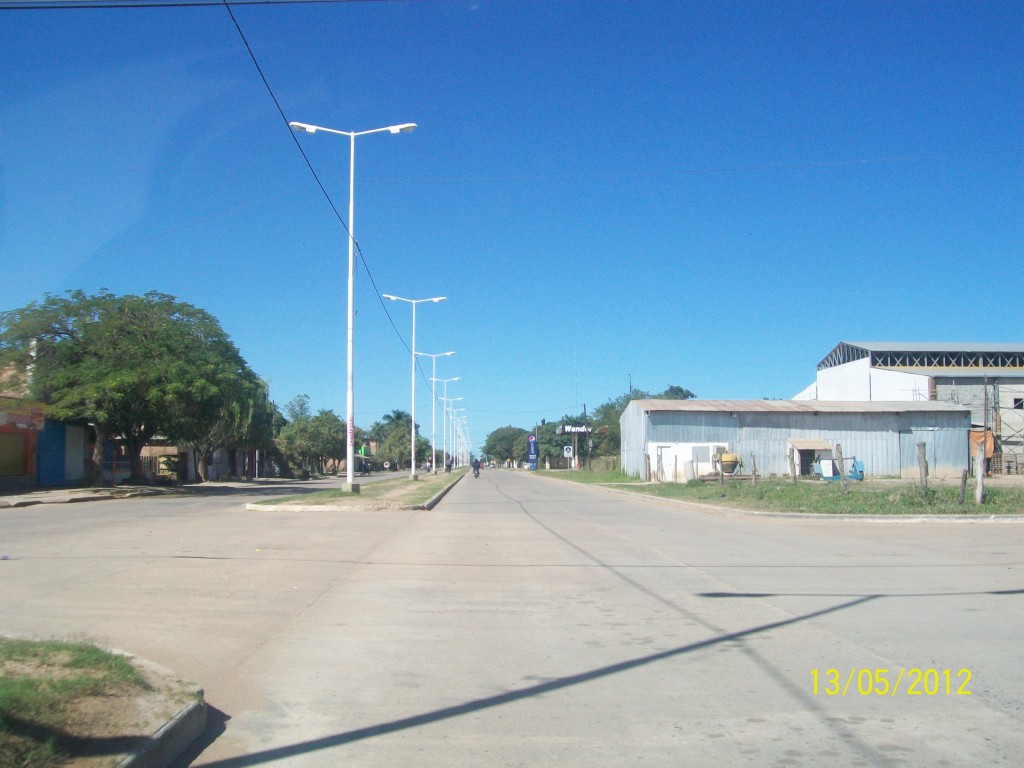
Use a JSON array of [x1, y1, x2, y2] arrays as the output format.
[[383, 294, 446, 479], [441, 393, 462, 470], [451, 407, 466, 467], [437, 382, 460, 471], [289, 120, 416, 491], [418, 351, 455, 474]]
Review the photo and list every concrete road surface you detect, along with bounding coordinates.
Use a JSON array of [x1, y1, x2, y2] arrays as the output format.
[[1, 470, 1022, 767]]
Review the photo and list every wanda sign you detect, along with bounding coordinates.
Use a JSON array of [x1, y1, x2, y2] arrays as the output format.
[[557, 424, 591, 435]]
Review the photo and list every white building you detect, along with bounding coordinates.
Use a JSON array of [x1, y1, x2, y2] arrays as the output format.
[[795, 342, 1024, 473]]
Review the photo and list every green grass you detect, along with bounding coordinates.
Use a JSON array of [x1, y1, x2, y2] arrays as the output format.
[[0, 638, 150, 768], [540, 471, 1024, 515], [255, 469, 466, 507], [537, 470, 640, 485]]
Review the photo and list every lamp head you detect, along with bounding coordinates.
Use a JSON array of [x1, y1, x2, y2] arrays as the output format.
[[389, 123, 417, 134], [289, 122, 317, 134]]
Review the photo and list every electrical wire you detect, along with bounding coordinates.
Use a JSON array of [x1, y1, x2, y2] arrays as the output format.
[[1, 1, 395, 10], [219, 0, 445, 413]]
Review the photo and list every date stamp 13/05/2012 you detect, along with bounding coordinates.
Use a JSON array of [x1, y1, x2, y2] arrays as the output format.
[[811, 668, 972, 697]]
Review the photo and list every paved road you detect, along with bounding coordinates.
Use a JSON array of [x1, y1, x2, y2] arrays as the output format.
[[2, 470, 1021, 767]]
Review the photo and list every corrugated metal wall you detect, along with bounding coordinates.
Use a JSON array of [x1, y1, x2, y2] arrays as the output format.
[[621, 405, 970, 479]]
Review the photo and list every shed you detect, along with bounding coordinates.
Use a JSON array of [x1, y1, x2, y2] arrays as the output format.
[[620, 400, 971, 481]]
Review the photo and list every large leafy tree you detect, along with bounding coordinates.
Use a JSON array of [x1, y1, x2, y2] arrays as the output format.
[[367, 409, 430, 469], [483, 426, 528, 464], [278, 401, 346, 475], [173, 368, 277, 481], [0, 290, 266, 484]]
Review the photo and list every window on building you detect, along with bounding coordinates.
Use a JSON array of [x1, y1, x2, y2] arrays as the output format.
[[1013, 398, 1024, 410]]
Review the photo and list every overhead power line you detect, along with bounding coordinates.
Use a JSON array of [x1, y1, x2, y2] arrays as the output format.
[[218, 0, 429, 396], [0, 0, 394, 10]]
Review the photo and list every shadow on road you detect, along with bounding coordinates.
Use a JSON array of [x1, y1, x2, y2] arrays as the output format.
[[187, 595, 877, 768]]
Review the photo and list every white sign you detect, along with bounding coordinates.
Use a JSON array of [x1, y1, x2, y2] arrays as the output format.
[[563, 446, 573, 458]]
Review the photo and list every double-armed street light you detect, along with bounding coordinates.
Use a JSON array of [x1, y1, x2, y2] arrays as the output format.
[[435, 380, 460, 472], [450, 407, 466, 467], [418, 351, 455, 474], [382, 294, 446, 479], [289, 120, 416, 490]]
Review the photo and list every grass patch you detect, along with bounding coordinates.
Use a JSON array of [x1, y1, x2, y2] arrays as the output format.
[[542, 471, 1024, 515], [537, 470, 640, 485], [0, 638, 151, 768], [256, 470, 466, 507]]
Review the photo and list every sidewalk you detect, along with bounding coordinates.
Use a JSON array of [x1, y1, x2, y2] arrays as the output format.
[[0, 476, 341, 509]]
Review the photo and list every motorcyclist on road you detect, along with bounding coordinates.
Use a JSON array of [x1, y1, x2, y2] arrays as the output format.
[[471, 457, 480, 478]]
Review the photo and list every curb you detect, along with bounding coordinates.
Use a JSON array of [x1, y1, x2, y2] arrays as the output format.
[[422, 471, 464, 509], [246, 473, 466, 513], [112, 652, 208, 768], [0, 494, 116, 508], [119, 697, 208, 768]]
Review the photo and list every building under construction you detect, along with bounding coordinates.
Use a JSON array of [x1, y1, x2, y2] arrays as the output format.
[[795, 342, 1024, 474]]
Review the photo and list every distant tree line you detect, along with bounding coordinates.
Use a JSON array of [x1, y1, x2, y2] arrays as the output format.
[[481, 385, 695, 466]]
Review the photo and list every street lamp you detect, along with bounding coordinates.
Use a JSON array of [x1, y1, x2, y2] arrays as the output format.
[[418, 351, 454, 474], [437, 382, 460, 472], [451, 407, 466, 467], [289, 120, 416, 491], [382, 294, 446, 479]]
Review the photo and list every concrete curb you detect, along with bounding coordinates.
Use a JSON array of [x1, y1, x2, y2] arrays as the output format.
[[0, 493, 115, 508], [118, 697, 208, 768], [422, 471, 464, 509], [108, 652, 207, 768], [246, 473, 466, 513], [0, 488, 167, 509]]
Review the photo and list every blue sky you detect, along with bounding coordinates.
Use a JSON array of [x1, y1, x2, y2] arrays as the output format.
[[2, 0, 1021, 452]]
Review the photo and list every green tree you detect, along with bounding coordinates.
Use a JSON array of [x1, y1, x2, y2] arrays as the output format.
[[483, 426, 528, 464], [277, 397, 346, 475], [367, 410, 429, 469], [0, 290, 262, 484]]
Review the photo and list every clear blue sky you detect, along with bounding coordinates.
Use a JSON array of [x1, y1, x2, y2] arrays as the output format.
[[2, 0, 1021, 452]]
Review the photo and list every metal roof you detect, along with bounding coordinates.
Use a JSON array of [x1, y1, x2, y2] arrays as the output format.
[[630, 399, 970, 414], [844, 341, 1024, 353], [818, 341, 1024, 371]]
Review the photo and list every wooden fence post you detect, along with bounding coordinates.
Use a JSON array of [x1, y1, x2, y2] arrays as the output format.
[[917, 442, 928, 498], [835, 443, 848, 494], [976, 442, 986, 505]]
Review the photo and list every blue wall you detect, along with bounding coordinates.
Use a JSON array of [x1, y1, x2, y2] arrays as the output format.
[[37, 420, 68, 487]]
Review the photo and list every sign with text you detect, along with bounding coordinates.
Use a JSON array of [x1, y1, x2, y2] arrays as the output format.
[[527, 434, 539, 470], [557, 424, 591, 435]]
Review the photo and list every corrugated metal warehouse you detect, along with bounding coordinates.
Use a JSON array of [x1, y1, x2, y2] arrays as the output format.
[[620, 400, 971, 481]]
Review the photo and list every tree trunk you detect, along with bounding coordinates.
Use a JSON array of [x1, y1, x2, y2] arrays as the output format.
[[89, 423, 109, 487], [196, 447, 211, 482]]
